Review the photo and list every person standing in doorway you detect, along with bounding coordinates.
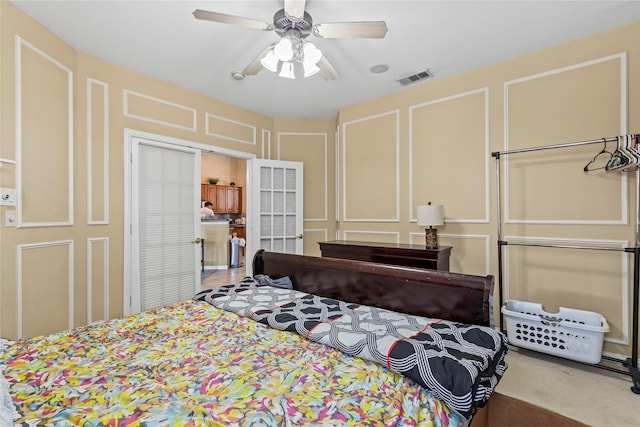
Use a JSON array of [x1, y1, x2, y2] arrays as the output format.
[[201, 201, 214, 220]]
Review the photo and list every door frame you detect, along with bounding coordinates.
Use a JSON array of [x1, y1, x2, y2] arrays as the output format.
[[246, 159, 304, 264], [123, 129, 255, 316]]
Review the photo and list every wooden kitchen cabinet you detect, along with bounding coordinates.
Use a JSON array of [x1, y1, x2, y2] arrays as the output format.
[[201, 184, 211, 202], [215, 186, 228, 212], [228, 186, 242, 213], [201, 184, 242, 214], [231, 225, 245, 240]]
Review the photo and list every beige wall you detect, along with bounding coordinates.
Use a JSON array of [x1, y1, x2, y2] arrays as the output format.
[[1, 0, 639, 363], [201, 153, 246, 188], [337, 22, 639, 359], [273, 118, 337, 256], [201, 152, 247, 215], [0, 2, 336, 339]]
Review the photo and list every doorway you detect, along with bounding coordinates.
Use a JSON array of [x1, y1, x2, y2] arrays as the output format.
[[123, 129, 254, 316], [124, 130, 306, 309], [126, 135, 201, 314], [200, 151, 247, 289]]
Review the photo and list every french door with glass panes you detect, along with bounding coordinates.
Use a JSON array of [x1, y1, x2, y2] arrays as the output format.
[[247, 159, 303, 264]]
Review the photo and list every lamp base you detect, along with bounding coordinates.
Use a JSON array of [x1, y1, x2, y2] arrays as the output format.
[[425, 228, 438, 247]]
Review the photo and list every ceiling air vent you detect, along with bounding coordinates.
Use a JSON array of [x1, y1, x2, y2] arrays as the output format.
[[397, 69, 434, 86]]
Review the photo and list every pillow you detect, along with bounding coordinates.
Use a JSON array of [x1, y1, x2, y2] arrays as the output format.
[[253, 274, 293, 290]]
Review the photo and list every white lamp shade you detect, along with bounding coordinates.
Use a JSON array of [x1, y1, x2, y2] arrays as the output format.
[[279, 61, 296, 79], [274, 37, 293, 61], [303, 61, 320, 77], [417, 204, 444, 226], [260, 50, 279, 72], [303, 42, 322, 64]]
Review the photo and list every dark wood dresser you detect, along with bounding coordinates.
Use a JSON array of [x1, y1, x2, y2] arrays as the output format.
[[318, 240, 452, 271]]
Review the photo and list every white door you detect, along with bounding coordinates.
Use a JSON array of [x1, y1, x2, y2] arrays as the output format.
[[247, 159, 304, 266], [126, 136, 201, 315]]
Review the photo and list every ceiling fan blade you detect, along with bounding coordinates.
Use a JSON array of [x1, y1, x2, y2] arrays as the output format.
[[284, 0, 306, 19], [317, 56, 338, 81], [193, 9, 273, 31], [242, 45, 274, 76], [313, 21, 388, 39]]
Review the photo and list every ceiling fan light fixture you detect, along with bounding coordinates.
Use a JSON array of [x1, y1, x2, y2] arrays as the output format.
[[279, 61, 296, 79], [303, 42, 322, 64], [194, 5, 389, 83], [260, 50, 279, 72], [274, 37, 294, 61], [303, 61, 320, 77]]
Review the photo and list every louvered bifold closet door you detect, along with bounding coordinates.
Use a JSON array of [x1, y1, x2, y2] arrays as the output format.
[[138, 143, 197, 311]]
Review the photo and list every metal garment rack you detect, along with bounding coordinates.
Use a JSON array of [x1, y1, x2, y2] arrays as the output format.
[[492, 136, 640, 393]]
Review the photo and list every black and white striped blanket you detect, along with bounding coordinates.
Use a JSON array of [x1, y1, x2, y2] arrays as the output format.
[[195, 277, 509, 420]]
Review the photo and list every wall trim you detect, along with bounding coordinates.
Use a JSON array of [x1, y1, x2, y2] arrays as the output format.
[[87, 78, 110, 225], [335, 126, 340, 222], [123, 89, 197, 132], [503, 235, 629, 346], [304, 228, 329, 253], [16, 240, 74, 339], [342, 110, 400, 222], [262, 129, 271, 159], [408, 87, 490, 224], [87, 237, 109, 325], [503, 52, 628, 225], [278, 132, 328, 222], [410, 232, 492, 275], [15, 36, 74, 228], [342, 230, 400, 243], [304, 228, 329, 240], [205, 113, 256, 145]]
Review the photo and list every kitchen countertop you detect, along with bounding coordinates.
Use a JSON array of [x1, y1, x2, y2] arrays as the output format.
[[200, 222, 229, 269]]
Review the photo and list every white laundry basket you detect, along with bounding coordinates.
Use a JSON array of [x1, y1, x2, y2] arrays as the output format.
[[501, 300, 609, 364]]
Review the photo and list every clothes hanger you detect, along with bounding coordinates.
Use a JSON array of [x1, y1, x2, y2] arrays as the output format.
[[606, 135, 633, 171], [584, 138, 613, 171], [607, 134, 640, 171]]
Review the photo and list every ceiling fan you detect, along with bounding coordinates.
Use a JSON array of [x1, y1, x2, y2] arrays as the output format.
[[193, 0, 388, 80]]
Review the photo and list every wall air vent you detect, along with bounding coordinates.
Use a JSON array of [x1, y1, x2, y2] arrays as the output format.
[[397, 69, 434, 86]]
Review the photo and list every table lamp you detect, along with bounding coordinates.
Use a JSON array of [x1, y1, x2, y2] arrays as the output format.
[[417, 202, 444, 247]]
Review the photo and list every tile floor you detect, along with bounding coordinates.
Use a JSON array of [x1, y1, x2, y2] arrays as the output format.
[[200, 255, 249, 290]]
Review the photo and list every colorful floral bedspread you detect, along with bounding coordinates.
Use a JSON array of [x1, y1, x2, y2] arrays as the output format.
[[1, 300, 463, 427]]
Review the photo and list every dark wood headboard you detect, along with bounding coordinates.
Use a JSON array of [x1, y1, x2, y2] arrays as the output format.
[[252, 250, 493, 326]]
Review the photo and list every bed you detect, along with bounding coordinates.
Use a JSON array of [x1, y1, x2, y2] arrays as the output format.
[[1, 250, 508, 427]]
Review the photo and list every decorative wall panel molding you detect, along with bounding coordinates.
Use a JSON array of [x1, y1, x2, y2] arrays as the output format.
[[123, 89, 197, 131], [342, 230, 400, 244], [17, 240, 74, 338], [278, 132, 328, 222], [303, 228, 329, 256], [342, 111, 400, 222], [87, 78, 109, 225], [87, 238, 109, 325], [503, 53, 627, 224], [16, 36, 73, 228], [262, 129, 271, 159], [205, 113, 256, 145], [409, 88, 490, 224], [503, 236, 629, 345], [411, 232, 491, 275]]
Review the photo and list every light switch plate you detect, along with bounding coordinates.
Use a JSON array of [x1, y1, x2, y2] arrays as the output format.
[[5, 209, 16, 227], [0, 188, 16, 206]]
